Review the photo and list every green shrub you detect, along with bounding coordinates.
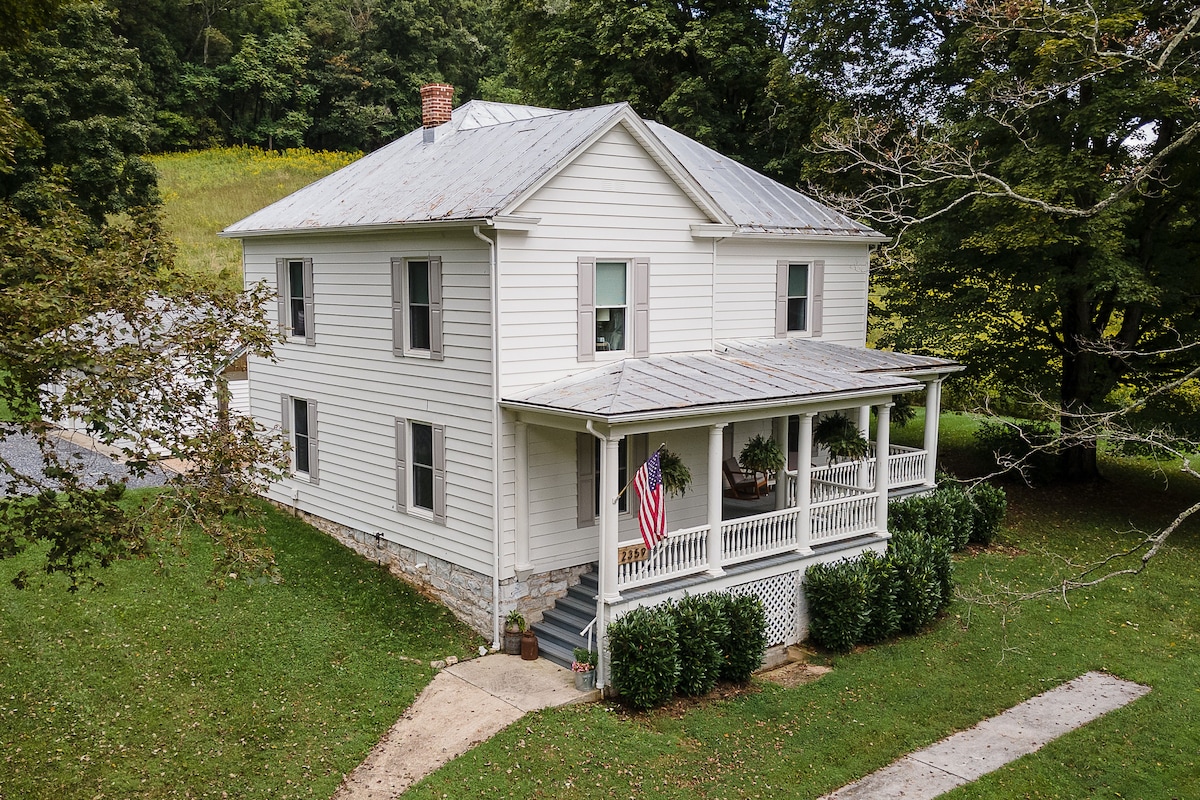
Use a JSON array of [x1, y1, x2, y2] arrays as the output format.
[[888, 530, 942, 634], [888, 496, 928, 535], [860, 551, 900, 644], [929, 535, 954, 610], [968, 482, 1007, 545], [805, 558, 870, 653], [607, 605, 679, 710], [670, 594, 729, 696], [939, 485, 975, 551], [716, 592, 769, 683]]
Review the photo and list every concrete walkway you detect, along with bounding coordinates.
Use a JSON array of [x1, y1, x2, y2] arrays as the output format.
[[821, 671, 1150, 799], [332, 655, 597, 800]]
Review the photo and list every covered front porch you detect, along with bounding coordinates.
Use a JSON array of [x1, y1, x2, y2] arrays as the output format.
[[501, 338, 960, 682]]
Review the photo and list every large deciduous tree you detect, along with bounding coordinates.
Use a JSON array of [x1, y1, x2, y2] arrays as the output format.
[[803, 0, 1200, 482], [499, 0, 827, 184]]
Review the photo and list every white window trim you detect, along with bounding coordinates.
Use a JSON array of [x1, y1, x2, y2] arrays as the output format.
[[276, 257, 315, 345], [280, 393, 319, 483], [396, 417, 446, 523], [392, 256, 444, 360], [578, 256, 650, 361], [775, 259, 824, 338]]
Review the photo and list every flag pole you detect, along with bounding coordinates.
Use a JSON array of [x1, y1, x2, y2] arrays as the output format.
[[613, 442, 667, 503]]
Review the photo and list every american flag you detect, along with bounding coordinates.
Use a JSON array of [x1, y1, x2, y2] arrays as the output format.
[[633, 449, 666, 549]]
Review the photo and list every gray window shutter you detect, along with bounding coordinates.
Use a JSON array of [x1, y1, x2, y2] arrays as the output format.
[[576, 432, 595, 527], [633, 256, 650, 357], [810, 259, 825, 337], [432, 422, 446, 522], [306, 400, 319, 484], [577, 257, 596, 362], [774, 260, 789, 338], [276, 259, 288, 336], [391, 258, 405, 356], [429, 257, 444, 361], [635, 434, 648, 472], [395, 418, 407, 512], [302, 258, 315, 345], [280, 393, 291, 436]]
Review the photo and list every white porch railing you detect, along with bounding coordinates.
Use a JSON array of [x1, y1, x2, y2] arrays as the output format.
[[810, 485, 876, 544], [809, 445, 928, 491], [616, 525, 710, 590], [722, 507, 799, 566]]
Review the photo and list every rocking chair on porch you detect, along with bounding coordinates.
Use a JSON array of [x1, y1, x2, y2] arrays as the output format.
[[722, 458, 769, 500]]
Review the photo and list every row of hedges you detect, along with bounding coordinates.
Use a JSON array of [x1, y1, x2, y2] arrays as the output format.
[[607, 592, 768, 710], [805, 481, 1007, 653]]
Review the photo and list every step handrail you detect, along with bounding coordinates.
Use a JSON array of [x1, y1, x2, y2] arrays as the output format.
[[580, 616, 597, 655]]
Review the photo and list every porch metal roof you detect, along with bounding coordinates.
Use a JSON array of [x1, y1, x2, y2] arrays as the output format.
[[501, 339, 959, 420]]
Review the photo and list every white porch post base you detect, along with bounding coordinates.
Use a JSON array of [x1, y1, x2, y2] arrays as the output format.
[[707, 423, 726, 577], [875, 402, 893, 539]]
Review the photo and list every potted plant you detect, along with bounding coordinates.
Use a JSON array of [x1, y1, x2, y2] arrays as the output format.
[[813, 412, 871, 464], [572, 648, 597, 691], [503, 610, 525, 655], [658, 447, 693, 497], [738, 434, 785, 486]]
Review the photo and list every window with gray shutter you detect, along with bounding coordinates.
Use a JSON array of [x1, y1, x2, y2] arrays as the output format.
[[276, 258, 315, 344], [392, 257, 444, 359], [776, 260, 818, 336], [282, 394, 318, 482], [401, 419, 446, 523]]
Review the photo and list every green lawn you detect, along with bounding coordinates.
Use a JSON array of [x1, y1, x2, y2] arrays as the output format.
[[151, 147, 359, 285], [0, 501, 483, 799], [404, 424, 1200, 800]]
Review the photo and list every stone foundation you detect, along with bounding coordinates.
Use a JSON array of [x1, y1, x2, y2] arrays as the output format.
[[275, 503, 594, 639]]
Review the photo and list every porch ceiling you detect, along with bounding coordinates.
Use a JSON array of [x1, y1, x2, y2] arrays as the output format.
[[501, 338, 959, 420]]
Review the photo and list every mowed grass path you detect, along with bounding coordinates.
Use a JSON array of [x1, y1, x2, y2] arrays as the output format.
[[151, 148, 359, 285], [406, 426, 1200, 800], [0, 502, 482, 799]]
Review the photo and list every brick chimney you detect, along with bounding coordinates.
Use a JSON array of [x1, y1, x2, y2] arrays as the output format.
[[420, 83, 454, 129]]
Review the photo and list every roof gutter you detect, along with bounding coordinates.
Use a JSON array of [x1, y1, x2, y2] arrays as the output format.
[[219, 215, 541, 239]]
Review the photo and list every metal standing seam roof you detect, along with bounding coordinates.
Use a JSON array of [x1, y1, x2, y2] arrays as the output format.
[[501, 339, 960, 419], [222, 100, 886, 239]]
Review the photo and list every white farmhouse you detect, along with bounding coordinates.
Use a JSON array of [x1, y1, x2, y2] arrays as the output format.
[[223, 84, 960, 679]]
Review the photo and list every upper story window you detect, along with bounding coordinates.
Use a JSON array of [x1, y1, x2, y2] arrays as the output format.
[[392, 256, 443, 359], [786, 263, 809, 332], [775, 259, 825, 338], [595, 261, 627, 353], [578, 256, 649, 361], [276, 258, 314, 344]]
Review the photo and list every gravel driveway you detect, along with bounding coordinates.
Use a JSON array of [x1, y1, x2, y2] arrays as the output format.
[[0, 432, 170, 496]]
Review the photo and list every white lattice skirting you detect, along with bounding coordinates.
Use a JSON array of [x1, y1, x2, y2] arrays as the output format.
[[730, 571, 799, 646]]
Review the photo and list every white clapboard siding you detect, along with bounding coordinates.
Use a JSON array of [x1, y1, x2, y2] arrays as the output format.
[[243, 230, 497, 576], [496, 123, 715, 395], [713, 239, 870, 346]]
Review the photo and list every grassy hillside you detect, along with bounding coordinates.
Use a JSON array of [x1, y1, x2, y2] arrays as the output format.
[[152, 148, 360, 285]]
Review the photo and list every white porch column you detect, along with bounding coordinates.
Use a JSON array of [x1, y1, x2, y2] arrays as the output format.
[[514, 421, 532, 576], [875, 402, 893, 538], [773, 416, 789, 511], [923, 379, 943, 486], [601, 434, 624, 603], [857, 405, 872, 488], [796, 412, 814, 555], [707, 423, 726, 576]]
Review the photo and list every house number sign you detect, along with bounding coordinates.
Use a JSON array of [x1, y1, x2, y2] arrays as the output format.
[[618, 543, 649, 564]]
